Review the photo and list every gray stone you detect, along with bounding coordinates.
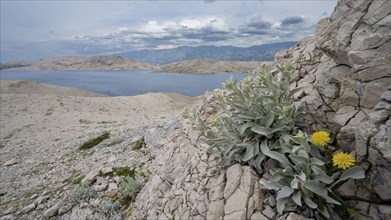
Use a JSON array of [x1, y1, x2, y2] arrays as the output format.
[[251, 212, 268, 220], [333, 106, 359, 126], [34, 195, 50, 205], [21, 203, 36, 214], [100, 166, 113, 175], [206, 200, 224, 220], [4, 207, 15, 215], [58, 204, 73, 215], [0, 215, 15, 220], [262, 205, 275, 219], [3, 159, 17, 166], [81, 170, 99, 186], [93, 176, 108, 192], [106, 183, 118, 197], [373, 167, 391, 201], [224, 164, 242, 199], [43, 203, 60, 217]]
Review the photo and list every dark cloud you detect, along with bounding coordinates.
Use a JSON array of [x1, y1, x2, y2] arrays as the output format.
[[238, 16, 272, 35], [280, 16, 304, 26]]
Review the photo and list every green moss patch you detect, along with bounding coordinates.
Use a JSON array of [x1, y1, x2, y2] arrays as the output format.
[[132, 138, 146, 151], [79, 132, 110, 150]]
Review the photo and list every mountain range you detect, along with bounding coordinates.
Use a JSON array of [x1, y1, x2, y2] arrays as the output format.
[[117, 41, 297, 64]]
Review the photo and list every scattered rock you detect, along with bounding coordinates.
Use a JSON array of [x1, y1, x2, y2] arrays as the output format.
[[58, 204, 73, 215], [262, 205, 275, 219], [106, 183, 118, 197], [34, 195, 50, 205], [3, 159, 18, 166], [100, 166, 113, 175], [21, 203, 36, 214], [81, 170, 99, 186], [4, 207, 15, 215], [43, 203, 60, 217], [0, 215, 15, 220], [94, 177, 108, 192]]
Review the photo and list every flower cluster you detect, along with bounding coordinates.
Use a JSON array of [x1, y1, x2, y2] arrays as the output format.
[[311, 130, 356, 170]]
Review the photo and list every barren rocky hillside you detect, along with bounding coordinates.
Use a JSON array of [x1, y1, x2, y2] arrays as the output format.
[[0, 56, 156, 71], [0, 0, 390, 219], [157, 59, 272, 74]]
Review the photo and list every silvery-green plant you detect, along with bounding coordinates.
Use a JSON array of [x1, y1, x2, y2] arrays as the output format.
[[183, 64, 306, 171], [98, 199, 121, 219], [72, 185, 98, 205], [184, 63, 365, 219], [119, 173, 148, 206], [259, 132, 365, 218]]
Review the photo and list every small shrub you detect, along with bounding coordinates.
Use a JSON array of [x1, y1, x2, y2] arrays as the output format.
[[119, 173, 148, 207], [97, 199, 121, 219], [99, 166, 136, 178], [79, 132, 110, 150], [72, 185, 97, 205], [73, 175, 85, 185], [132, 138, 146, 151]]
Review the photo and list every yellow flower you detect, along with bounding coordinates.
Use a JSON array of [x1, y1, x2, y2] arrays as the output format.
[[333, 152, 355, 170], [311, 131, 331, 147]]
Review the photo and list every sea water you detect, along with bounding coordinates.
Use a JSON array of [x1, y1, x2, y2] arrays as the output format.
[[0, 70, 247, 97]]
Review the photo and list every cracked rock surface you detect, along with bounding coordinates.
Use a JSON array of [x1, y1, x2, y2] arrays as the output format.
[[276, 0, 390, 218]]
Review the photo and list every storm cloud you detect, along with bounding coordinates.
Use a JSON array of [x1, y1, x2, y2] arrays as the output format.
[[281, 16, 305, 26], [0, 1, 337, 61]]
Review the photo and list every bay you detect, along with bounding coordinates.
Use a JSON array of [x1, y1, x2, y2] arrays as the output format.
[[0, 70, 246, 97]]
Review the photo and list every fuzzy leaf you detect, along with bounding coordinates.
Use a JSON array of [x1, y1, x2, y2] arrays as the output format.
[[290, 155, 309, 165], [259, 179, 280, 190], [263, 111, 275, 127], [276, 197, 289, 214], [242, 143, 255, 162], [260, 141, 290, 167], [277, 186, 293, 199], [292, 191, 302, 206], [310, 158, 325, 166], [303, 195, 317, 209], [251, 126, 273, 138], [324, 195, 342, 205], [339, 166, 365, 181], [303, 181, 328, 197], [313, 174, 333, 184], [331, 166, 365, 188], [290, 178, 299, 189]]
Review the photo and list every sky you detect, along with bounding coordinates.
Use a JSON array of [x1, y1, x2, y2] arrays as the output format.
[[0, 0, 337, 62]]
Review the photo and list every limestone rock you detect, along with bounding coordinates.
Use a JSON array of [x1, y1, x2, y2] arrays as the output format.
[[0, 215, 15, 220], [3, 159, 18, 166], [21, 203, 36, 214], [43, 203, 60, 217], [81, 170, 99, 186]]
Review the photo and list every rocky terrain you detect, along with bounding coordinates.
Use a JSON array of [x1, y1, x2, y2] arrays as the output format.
[[157, 59, 271, 74], [0, 80, 198, 220], [1, 0, 390, 219], [0, 56, 157, 71]]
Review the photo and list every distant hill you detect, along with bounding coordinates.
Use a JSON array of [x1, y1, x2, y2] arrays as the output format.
[[157, 59, 273, 74], [0, 55, 157, 71], [117, 41, 297, 64]]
